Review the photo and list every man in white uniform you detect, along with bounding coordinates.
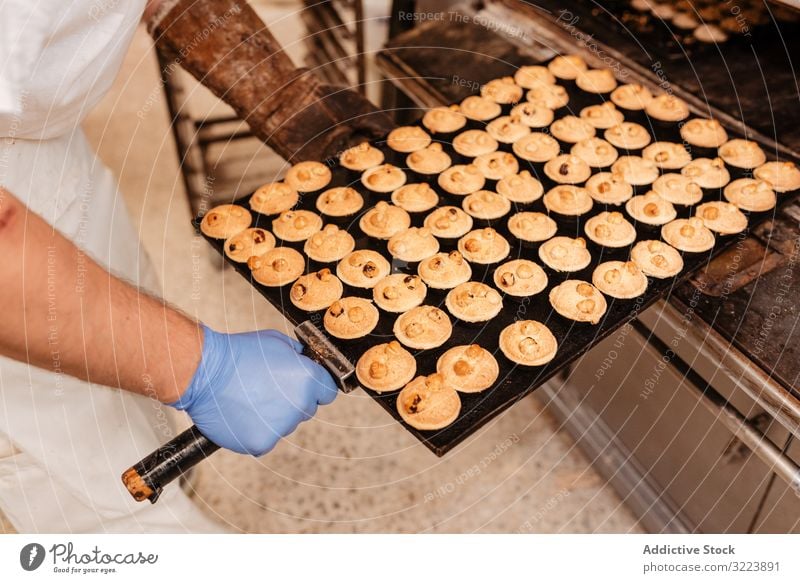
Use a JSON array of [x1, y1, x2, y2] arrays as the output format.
[[0, 0, 340, 532]]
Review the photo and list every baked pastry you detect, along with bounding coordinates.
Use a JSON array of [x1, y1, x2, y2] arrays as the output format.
[[372, 273, 427, 313], [393, 306, 453, 350], [459, 95, 502, 122], [422, 105, 467, 134], [630, 239, 684, 278], [718, 139, 767, 169], [571, 137, 619, 168], [592, 261, 648, 299], [437, 345, 499, 393], [271, 209, 323, 242], [585, 172, 634, 205], [642, 142, 692, 170], [336, 250, 391, 288], [610, 83, 653, 111], [580, 102, 624, 129], [457, 228, 510, 264], [387, 227, 440, 262], [723, 178, 776, 212], [550, 116, 596, 144], [695, 201, 748, 234], [645, 94, 690, 122], [304, 224, 356, 263], [514, 65, 556, 89], [494, 259, 548, 297], [661, 217, 716, 252], [249, 182, 298, 215], [391, 183, 439, 213], [386, 125, 431, 153], [496, 170, 544, 203], [396, 374, 461, 430], [453, 129, 499, 158], [417, 251, 472, 289], [248, 247, 305, 287], [438, 164, 486, 195], [576, 68, 618, 94], [544, 154, 592, 184], [604, 122, 652, 150], [499, 320, 558, 366], [548, 54, 587, 80], [671, 11, 699, 29], [680, 118, 728, 149], [549, 280, 607, 324], [224, 228, 275, 263], [543, 185, 594, 216], [694, 23, 728, 43], [510, 101, 555, 128], [423, 206, 474, 239], [481, 77, 523, 104], [486, 116, 531, 144], [625, 191, 677, 225], [200, 204, 252, 239], [507, 211, 558, 242], [359, 201, 411, 239], [526, 84, 569, 109], [474, 151, 519, 180], [290, 268, 344, 311], [445, 281, 503, 323], [611, 156, 659, 186], [585, 211, 637, 247], [681, 157, 731, 189], [406, 143, 452, 175], [462, 190, 512, 221], [339, 142, 385, 171], [323, 297, 379, 339], [285, 161, 332, 192], [652, 173, 703, 205], [361, 164, 408, 193], [753, 161, 800, 193], [356, 341, 416, 393], [539, 236, 592, 272], [512, 133, 561, 163], [316, 186, 364, 217]]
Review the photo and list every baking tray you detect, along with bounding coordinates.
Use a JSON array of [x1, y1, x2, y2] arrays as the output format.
[[193, 68, 800, 457]]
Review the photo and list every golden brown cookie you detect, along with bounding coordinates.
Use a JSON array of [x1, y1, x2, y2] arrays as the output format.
[[510, 102, 555, 128], [695, 201, 748, 234], [630, 239, 684, 279], [585, 211, 637, 247], [645, 94, 690, 122], [486, 115, 531, 144], [372, 274, 427, 313], [290, 268, 344, 311], [361, 164, 408, 193], [248, 247, 305, 287], [642, 141, 692, 170], [316, 186, 364, 217], [359, 201, 412, 239], [396, 374, 461, 430], [571, 137, 619, 168], [271, 210, 323, 242], [681, 157, 730, 189], [661, 217, 716, 252], [323, 297, 380, 339], [386, 126, 432, 153], [753, 161, 800, 193], [453, 129, 499, 158], [549, 280, 608, 324], [652, 173, 703, 205], [499, 320, 558, 366], [507, 212, 558, 243], [544, 154, 592, 184], [514, 65, 556, 89], [585, 172, 634, 205], [592, 261, 648, 299], [462, 190, 512, 221], [548, 54, 587, 80], [336, 250, 391, 288], [496, 170, 545, 203], [604, 122, 652, 150], [391, 183, 439, 213], [610, 83, 653, 111], [576, 68, 618, 94], [474, 151, 519, 180], [493, 259, 548, 297], [457, 228, 511, 264], [387, 227, 440, 262], [723, 178, 776, 212], [580, 102, 625, 129], [625, 192, 677, 225], [423, 206, 474, 239], [224, 228, 275, 263], [304, 224, 356, 263], [406, 143, 452, 175], [718, 139, 767, 169], [680, 118, 728, 148], [481, 77, 523, 104], [526, 83, 570, 109], [393, 306, 453, 350], [417, 251, 473, 290], [543, 185, 594, 216], [445, 281, 504, 323], [550, 116, 597, 144], [285, 161, 332, 192], [200, 204, 252, 239], [249, 182, 298, 215], [339, 142, 385, 171], [512, 133, 561, 163], [438, 164, 486, 195], [356, 341, 416, 393], [422, 105, 467, 134], [437, 345, 500, 393], [539, 236, 592, 272], [611, 156, 659, 186], [459, 95, 502, 121]]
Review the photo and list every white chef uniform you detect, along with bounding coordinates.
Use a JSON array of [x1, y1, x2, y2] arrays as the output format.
[[0, 0, 222, 533]]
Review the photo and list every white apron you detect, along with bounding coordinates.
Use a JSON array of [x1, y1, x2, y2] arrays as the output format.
[[0, 0, 222, 533]]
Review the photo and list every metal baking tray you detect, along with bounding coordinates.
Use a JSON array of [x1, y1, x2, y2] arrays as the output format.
[[194, 69, 800, 457]]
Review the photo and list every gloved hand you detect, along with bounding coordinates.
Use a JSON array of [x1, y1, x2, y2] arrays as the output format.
[[169, 325, 338, 456]]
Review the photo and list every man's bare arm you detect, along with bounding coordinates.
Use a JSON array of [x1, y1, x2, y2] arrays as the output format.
[[0, 188, 200, 404]]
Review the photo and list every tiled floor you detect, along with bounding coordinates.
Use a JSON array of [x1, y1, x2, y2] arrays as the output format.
[[4, 2, 642, 533]]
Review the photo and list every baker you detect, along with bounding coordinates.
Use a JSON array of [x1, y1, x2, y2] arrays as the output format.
[[0, 0, 390, 532]]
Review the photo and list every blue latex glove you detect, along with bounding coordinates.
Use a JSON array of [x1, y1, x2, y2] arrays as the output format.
[[169, 325, 338, 456]]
